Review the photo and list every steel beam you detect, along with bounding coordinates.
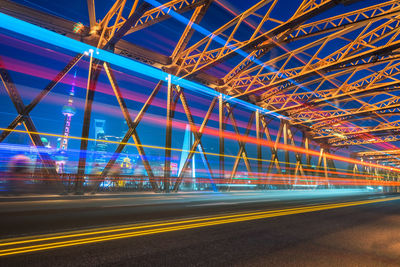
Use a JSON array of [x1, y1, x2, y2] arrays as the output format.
[[87, 0, 96, 30], [173, 100, 218, 190], [219, 94, 225, 180], [287, 127, 305, 178], [228, 111, 255, 188], [262, 118, 283, 176], [0, 57, 58, 176], [283, 121, 290, 186], [171, 1, 211, 63], [164, 75, 173, 193], [226, 105, 254, 178], [178, 0, 338, 78], [128, 0, 209, 34], [172, 87, 216, 191], [256, 110, 262, 184], [99, 63, 161, 191], [76, 56, 100, 193]]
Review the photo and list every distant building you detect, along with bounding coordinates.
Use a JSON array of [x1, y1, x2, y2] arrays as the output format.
[[56, 70, 77, 173]]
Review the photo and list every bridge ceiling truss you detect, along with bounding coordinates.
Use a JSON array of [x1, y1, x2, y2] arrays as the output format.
[[3, 0, 400, 189]]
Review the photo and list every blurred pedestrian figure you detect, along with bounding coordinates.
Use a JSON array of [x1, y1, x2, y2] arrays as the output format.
[[7, 155, 32, 195]]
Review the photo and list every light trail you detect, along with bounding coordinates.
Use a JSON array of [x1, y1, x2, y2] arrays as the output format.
[[0, 54, 265, 132], [1, 172, 395, 187], [0, 12, 286, 119], [1, 126, 400, 175], [0, 149, 384, 181], [1, 3, 397, 171], [1, 196, 399, 256], [0, 141, 381, 176]]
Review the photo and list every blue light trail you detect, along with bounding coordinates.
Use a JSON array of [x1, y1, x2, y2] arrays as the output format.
[[0, 12, 287, 119]]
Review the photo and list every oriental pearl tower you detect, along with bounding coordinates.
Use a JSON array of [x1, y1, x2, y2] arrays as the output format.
[[56, 70, 77, 173]]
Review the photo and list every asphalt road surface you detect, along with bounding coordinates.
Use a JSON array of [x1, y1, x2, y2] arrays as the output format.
[[0, 190, 399, 266]]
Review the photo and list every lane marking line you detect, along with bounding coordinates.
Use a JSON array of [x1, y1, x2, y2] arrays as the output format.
[[1, 195, 399, 256]]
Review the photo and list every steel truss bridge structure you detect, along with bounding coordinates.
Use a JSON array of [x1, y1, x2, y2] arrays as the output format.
[[1, 0, 400, 192]]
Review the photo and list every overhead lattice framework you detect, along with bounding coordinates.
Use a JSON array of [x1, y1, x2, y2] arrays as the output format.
[[2, 0, 400, 184]]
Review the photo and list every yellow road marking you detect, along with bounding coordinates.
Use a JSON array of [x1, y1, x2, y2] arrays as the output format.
[[1, 196, 399, 256]]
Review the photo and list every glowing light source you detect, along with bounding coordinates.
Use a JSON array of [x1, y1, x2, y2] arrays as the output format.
[[72, 22, 84, 34], [333, 132, 347, 139]]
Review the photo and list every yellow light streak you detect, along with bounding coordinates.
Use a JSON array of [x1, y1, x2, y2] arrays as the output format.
[[1, 196, 399, 256], [0, 127, 383, 175]]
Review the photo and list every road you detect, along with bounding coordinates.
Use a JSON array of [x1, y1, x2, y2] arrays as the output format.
[[0, 190, 399, 266]]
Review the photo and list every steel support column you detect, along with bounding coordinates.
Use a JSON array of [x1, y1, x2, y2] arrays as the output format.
[[164, 75, 172, 193], [76, 55, 101, 193], [323, 149, 329, 187], [283, 120, 290, 187], [317, 148, 324, 186], [256, 110, 262, 186], [304, 136, 311, 185], [219, 94, 225, 181]]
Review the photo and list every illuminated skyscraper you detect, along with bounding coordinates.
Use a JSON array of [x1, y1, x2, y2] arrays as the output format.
[[56, 70, 77, 173], [60, 70, 77, 151], [93, 119, 107, 166]]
